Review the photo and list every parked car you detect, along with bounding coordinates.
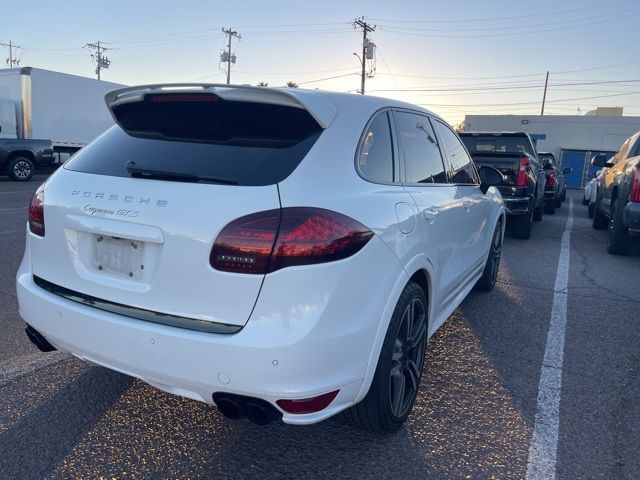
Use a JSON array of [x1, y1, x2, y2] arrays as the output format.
[[592, 130, 640, 255], [17, 85, 506, 433], [538, 151, 571, 214], [584, 169, 602, 218], [459, 131, 545, 239], [0, 138, 54, 181]]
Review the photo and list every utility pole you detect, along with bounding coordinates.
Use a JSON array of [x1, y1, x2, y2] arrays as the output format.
[[353, 17, 376, 94], [0, 40, 21, 67], [221, 28, 241, 84], [85, 41, 111, 80], [540, 70, 549, 115]]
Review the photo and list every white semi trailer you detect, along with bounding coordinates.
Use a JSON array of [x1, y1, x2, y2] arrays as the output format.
[[0, 67, 124, 180]]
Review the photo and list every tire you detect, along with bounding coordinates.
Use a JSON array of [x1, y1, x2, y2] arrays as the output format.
[[544, 201, 556, 215], [6, 156, 34, 182], [511, 208, 533, 240], [475, 218, 503, 292], [562, 190, 567, 202], [588, 202, 595, 219], [533, 202, 543, 222], [592, 198, 608, 230], [607, 198, 632, 255], [343, 281, 428, 433]]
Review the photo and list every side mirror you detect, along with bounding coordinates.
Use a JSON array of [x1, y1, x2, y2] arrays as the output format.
[[562, 167, 572, 174], [591, 154, 608, 167], [479, 165, 505, 194]]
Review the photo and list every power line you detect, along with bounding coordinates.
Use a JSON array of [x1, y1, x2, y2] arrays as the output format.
[[379, 10, 637, 38], [295, 72, 360, 86], [369, 0, 636, 24], [376, 7, 640, 33], [414, 90, 640, 108]]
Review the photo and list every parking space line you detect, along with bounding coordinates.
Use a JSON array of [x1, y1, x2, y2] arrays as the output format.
[[0, 190, 34, 195], [526, 199, 574, 480], [0, 207, 28, 213]]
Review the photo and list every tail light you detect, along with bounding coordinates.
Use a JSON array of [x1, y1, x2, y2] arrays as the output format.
[[276, 390, 340, 414], [630, 166, 640, 202], [28, 184, 45, 237], [210, 207, 373, 274], [546, 169, 557, 186], [516, 157, 529, 187]]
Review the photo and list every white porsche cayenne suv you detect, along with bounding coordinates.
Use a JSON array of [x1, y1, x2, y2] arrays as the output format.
[[17, 85, 505, 433]]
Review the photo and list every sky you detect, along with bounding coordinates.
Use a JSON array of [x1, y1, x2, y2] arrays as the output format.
[[2, 0, 640, 125]]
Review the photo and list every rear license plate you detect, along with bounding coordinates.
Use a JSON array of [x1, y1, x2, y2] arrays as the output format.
[[94, 235, 145, 280]]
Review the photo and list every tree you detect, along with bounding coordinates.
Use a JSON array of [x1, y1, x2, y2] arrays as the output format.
[[286, 81, 299, 88], [256, 81, 268, 87]]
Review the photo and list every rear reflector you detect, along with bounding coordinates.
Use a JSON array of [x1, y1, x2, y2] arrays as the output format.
[[516, 157, 529, 187], [546, 169, 557, 186], [211, 208, 373, 274], [28, 183, 45, 237], [630, 167, 640, 202], [276, 390, 340, 414]]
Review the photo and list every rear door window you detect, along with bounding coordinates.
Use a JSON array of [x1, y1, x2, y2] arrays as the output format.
[[393, 111, 447, 184], [64, 98, 323, 186]]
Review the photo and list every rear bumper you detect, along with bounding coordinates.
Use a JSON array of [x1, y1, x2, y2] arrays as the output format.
[[16, 233, 404, 425], [502, 196, 531, 215], [623, 201, 640, 233], [544, 186, 558, 202]]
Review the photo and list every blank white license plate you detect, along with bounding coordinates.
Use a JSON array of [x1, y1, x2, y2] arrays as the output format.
[[94, 235, 144, 280]]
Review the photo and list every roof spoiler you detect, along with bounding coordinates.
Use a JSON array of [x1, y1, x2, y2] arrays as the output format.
[[104, 83, 338, 129]]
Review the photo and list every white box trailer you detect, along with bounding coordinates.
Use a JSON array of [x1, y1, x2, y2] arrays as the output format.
[[0, 67, 124, 153]]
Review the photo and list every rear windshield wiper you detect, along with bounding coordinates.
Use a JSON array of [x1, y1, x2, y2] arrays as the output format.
[[125, 161, 238, 185]]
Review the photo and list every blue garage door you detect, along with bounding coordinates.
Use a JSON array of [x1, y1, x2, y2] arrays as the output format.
[[560, 149, 617, 189], [561, 150, 587, 189]]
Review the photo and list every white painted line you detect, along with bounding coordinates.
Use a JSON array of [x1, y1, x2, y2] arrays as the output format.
[[0, 351, 67, 386], [0, 206, 27, 213], [0, 229, 23, 235], [525, 198, 574, 480], [0, 190, 34, 195]]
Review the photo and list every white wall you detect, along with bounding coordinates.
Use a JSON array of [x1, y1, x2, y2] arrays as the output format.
[[29, 68, 124, 145], [463, 114, 640, 157]]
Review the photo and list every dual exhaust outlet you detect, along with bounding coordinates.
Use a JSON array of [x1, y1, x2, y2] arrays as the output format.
[[212, 392, 282, 426]]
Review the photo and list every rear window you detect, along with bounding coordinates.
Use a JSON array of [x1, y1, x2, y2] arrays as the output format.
[[64, 98, 323, 186], [460, 135, 534, 156]]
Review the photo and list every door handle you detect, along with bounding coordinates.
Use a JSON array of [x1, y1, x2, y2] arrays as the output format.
[[423, 208, 439, 224]]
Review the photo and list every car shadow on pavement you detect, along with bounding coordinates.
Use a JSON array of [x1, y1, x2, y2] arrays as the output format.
[[0, 365, 133, 479]]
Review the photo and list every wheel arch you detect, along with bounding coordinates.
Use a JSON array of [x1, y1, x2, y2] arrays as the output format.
[[354, 256, 434, 404], [8, 150, 35, 162]]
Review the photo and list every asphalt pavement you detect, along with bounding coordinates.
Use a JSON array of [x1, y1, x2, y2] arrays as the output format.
[[0, 175, 638, 479]]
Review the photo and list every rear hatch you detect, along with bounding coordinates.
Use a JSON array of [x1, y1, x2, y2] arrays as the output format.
[[30, 85, 331, 330]]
